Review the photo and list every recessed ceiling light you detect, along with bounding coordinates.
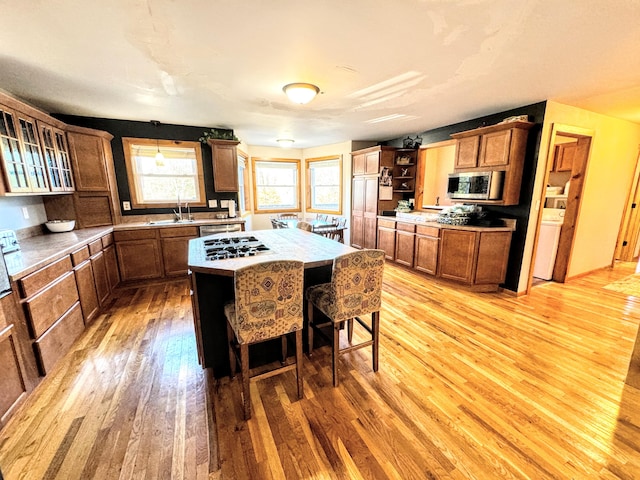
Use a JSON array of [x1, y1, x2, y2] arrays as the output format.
[[282, 83, 320, 104], [277, 139, 295, 147]]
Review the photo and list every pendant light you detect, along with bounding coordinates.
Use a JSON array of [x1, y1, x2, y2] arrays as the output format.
[[151, 120, 165, 166]]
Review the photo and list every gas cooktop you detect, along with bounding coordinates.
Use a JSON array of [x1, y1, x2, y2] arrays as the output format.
[[203, 235, 270, 260]]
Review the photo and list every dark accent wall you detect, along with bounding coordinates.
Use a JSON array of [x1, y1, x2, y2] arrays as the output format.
[[53, 115, 237, 217], [385, 101, 547, 292]]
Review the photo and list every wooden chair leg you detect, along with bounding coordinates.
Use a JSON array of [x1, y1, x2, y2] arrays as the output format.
[[347, 318, 354, 343], [240, 343, 251, 420], [281, 335, 288, 364], [332, 321, 340, 387], [372, 311, 379, 372], [295, 329, 304, 399], [226, 320, 236, 377], [307, 301, 315, 356]]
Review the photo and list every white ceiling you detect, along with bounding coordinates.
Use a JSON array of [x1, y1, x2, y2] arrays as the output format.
[[0, 0, 639, 148]]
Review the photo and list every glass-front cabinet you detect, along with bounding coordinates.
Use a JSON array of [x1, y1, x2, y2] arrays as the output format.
[[38, 122, 74, 192]]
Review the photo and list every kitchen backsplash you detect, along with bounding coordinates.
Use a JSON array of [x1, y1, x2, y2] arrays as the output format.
[[0, 196, 48, 233]]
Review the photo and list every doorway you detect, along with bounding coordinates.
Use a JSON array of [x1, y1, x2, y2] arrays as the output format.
[[530, 124, 594, 290], [614, 150, 640, 262]]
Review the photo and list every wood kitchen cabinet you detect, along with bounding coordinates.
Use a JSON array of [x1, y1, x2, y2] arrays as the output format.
[[377, 219, 396, 260], [38, 121, 74, 192], [114, 229, 163, 282], [451, 121, 534, 206], [103, 244, 120, 292], [395, 222, 415, 267], [439, 229, 476, 283], [553, 143, 576, 172], [0, 324, 28, 427], [414, 225, 439, 275], [209, 139, 239, 192], [71, 246, 100, 324], [160, 226, 199, 276]]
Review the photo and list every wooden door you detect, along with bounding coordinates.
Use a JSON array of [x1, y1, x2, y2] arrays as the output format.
[[454, 136, 479, 169], [479, 129, 512, 168], [352, 153, 365, 175], [364, 151, 380, 175], [475, 232, 512, 285], [0, 324, 28, 427], [103, 245, 120, 292], [74, 260, 99, 324], [351, 177, 365, 248], [67, 132, 109, 191], [415, 234, 439, 275], [554, 143, 576, 172], [116, 239, 163, 282], [91, 251, 110, 306], [377, 225, 396, 260], [439, 229, 476, 283], [162, 236, 196, 276], [395, 230, 415, 267], [363, 177, 379, 249], [210, 140, 239, 192]]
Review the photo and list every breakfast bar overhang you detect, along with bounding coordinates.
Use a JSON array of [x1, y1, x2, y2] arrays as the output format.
[[188, 228, 356, 377]]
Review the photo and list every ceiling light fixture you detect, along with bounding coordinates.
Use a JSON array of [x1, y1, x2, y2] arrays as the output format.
[[282, 83, 320, 104], [151, 120, 165, 166], [277, 139, 295, 148]]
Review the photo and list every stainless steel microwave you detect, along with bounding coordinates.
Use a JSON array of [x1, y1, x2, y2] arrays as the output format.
[[447, 171, 504, 200]]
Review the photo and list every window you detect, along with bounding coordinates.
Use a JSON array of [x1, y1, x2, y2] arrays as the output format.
[[122, 138, 206, 208], [237, 150, 251, 215], [252, 158, 301, 212], [306, 155, 342, 214]]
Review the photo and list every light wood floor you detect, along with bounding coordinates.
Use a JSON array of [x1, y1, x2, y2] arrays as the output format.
[[2, 262, 640, 479]]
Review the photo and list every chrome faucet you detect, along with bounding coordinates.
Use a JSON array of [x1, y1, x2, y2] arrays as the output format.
[[173, 197, 183, 221]]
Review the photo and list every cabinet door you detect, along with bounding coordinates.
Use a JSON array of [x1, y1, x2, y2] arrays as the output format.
[[474, 231, 512, 285], [439, 229, 476, 283], [454, 136, 480, 169], [74, 260, 99, 324], [16, 113, 49, 192], [554, 143, 576, 172], [377, 227, 396, 260], [39, 122, 75, 192], [67, 132, 109, 191], [210, 140, 239, 192], [103, 244, 120, 292], [162, 236, 196, 277], [351, 177, 365, 249], [91, 251, 110, 306], [352, 153, 365, 175], [350, 215, 364, 249], [364, 177, 379, 214], [0, 324, 28, 426], [364, 151, 380, 175], [0, 106, 31, 193], [479, 129, 512, 168], [116, 239, 163, 282], [395, 230, 415, 267], [363, 217, 378, 249], [415, 234, 439, 275], [74, 194, 114, 227]]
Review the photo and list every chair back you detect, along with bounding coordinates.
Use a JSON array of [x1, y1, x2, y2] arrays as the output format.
[[232, 260, 304, 344], [278, 213, 299, 220], [296, 221, 313, 232], [329, 249, 385, 321]]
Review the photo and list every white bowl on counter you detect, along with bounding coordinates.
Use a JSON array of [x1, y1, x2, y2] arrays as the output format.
[[45, 220, 75, 233]]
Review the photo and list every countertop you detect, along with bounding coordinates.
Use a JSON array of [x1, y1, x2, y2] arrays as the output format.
[[113, 217, 245, 230], [378, 213, 516, 232], [188, 228, 356, 276]]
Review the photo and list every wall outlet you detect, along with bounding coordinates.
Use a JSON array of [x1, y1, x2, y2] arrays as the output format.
[[22, 206, 29, 219], [220, 200, 229, 208], [208, 199, 217, 208], [123, 201, 131, 211]]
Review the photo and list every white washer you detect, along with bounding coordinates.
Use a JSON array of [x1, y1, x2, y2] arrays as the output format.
[[533, 209, 565, 280]]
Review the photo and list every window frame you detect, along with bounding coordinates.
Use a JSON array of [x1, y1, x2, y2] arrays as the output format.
[[122, 137, 206, 209], [305, 155, 343, 215], [251, 157, 301, 214]]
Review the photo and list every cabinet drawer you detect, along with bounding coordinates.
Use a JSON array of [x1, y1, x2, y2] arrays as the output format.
[[378, 219, 396, 229], [19, 256, 72, 298], [25, 272, 79, 338], [71, 246, 90, 266], [88, 239, 102, 255], [396, 222, 415, 233], [160, 226, 199, 238], [416, 225, 440, 237], [101, 232, 114, 248], [34, 302, 84, 375], [114, 229, 158, 241]]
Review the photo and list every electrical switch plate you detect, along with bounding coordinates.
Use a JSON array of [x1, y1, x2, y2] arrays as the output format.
[[220, 200, 229, 207], [123, 201, 131, 211], [22, 207, 29, 219], [208, 199, 217, 208]]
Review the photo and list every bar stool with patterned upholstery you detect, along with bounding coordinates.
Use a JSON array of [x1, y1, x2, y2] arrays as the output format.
[[224, 260, 305, 419], [305, 249, 385, 386]]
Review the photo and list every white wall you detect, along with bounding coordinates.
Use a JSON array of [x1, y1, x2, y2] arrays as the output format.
[[0, 196, 48, 232], [519, 101, 640, 292]]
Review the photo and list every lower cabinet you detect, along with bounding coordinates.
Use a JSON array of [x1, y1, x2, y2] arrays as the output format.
[[91, 251, 109, 305], [103, 244, 120, 292], [34, 302, 84, 375], [377, 219, 513, 290], [74, 259, 99, 324], [0, 324, 28, 427], [114, 230, 163, 282], [160, 226, 199, 277]]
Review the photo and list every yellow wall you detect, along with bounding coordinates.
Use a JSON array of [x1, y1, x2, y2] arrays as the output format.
[[519, 101, 640, 291]]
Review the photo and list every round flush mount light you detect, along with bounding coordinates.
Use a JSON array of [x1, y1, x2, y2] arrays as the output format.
[[282, 83, 320, 104], [277, 139, 295, 148]]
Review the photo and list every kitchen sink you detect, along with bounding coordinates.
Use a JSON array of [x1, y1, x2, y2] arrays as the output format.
[[147, 219, 195, 225]]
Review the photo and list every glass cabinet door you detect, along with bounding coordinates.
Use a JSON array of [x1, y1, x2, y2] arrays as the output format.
[[17, 115, 49, 192], [39, 123, 74, 192], [54, 129, 74, 191], [0, 107, 31, 192]]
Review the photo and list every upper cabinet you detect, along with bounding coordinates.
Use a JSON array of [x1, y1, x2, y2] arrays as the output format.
[[67, 130, 110, 192], [208, 139, 239, 192], [393, 148, 417, 193], [38, 122, 74, 192], [451, 121, 534, 206], [553, 143, 576, 172], [0, 105, 50, 194]]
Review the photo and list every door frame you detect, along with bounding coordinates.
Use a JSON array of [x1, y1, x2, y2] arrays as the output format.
[[527, 123, 594, 292], [614, 149, 640, 262]]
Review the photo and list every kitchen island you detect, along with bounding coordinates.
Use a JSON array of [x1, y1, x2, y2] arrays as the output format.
[[188, 228, 356, 375]]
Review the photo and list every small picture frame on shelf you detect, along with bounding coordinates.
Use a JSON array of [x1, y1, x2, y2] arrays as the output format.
[[379, 166, 392, 186]]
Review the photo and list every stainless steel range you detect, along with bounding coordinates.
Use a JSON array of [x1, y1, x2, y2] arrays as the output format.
[[203, 235, 270, 260]]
